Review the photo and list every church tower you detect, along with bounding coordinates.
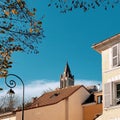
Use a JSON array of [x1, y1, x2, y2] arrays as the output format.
[[60, 62, 74, 88]]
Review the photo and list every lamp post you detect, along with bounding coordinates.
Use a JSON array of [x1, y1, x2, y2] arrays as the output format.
[[5, 74, 24, 120]]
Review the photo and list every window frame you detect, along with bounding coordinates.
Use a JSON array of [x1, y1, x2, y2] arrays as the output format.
[[113, 82, 120, 105], [104, 81, 120, 108], [112, 44, 120, 68], [97, 95, 102, 104], [104, 82, 112, 108], [116, 83, 120, 98]]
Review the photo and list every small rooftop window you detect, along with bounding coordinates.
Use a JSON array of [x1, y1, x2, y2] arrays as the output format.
[[50, 92, 60, 98]]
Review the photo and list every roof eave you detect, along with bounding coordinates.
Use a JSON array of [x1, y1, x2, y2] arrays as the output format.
[[23, 85, 86, 111], [92, 33, 120, 53]]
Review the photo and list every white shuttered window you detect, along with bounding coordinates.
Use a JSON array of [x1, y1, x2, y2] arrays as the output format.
[[104, 82, 112, 108], [112, 44, 120, 67], [104, 81, 120, 108]]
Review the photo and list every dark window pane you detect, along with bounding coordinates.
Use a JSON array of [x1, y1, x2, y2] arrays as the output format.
[[117, 84, 120, 98], [117, 91, 120, 98], [117, 84, 120, 90], [113, 46, 117, 57], [113, 57, 117, 66]]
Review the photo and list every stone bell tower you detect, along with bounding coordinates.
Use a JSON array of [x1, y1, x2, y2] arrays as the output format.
[[60, 62, 74, 88]]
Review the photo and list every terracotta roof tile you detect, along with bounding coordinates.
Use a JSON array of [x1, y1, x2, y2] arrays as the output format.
[[26, 85, 83, 109]]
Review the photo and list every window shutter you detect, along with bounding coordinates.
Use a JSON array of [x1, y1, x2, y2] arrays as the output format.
[[109, 48, 112, 69], [112, 45, 118, 67], [104, 82, 112, 108], [118, 43, 120, 66]]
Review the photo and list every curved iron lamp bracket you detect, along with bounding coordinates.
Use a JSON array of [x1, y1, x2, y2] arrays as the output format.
[[5, 74, 24, 89], [5, 74, 24, 120]]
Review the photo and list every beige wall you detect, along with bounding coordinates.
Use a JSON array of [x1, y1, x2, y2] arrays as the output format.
[[102, 49, 110, 73], [102, 48, 120, 84], [96, 42, 120, 120], [97, 107, 120, 120], [16, 87, 90, 120], [68, 87, 90, 120], [17, 100, 66, 120]]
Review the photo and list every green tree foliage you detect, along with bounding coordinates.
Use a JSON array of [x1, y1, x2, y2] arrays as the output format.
[[48, 0, 120, 13], [0, 0, 44, 76]]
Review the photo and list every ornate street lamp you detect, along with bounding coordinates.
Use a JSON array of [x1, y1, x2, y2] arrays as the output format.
[[7, 89, 15, 95], [5, 74, 24, 120]]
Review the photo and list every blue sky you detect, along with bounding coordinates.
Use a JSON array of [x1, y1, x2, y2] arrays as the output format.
[[1, 0, 120, 98]]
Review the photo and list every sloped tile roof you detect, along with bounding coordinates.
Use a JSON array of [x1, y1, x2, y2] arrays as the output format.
[[26, 85, 84, 109]]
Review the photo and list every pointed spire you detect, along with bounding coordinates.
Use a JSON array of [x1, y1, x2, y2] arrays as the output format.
[[64, 62, 71, 76], [60, 62, 74, 88]]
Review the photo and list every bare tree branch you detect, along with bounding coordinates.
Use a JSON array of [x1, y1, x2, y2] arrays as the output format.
[[48, 0, 120, 13], [0, 0, 44, 77]]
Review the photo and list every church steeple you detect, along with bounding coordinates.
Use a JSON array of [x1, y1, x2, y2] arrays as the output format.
[[60, 62, 74, 88]]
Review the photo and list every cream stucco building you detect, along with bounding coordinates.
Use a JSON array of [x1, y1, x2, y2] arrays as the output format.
[[16, 63, 91, 120], [16, 63, 102, 120], [93, 34, 120, 120], [16, 85, 90, 120], [0, 56, 103, 120]]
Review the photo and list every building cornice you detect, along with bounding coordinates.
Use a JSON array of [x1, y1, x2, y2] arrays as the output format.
[[92, 34, 120, 53]]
